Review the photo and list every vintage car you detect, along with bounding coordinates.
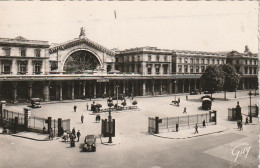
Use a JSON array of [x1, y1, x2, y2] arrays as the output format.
[[83, 135, 96, 152], [202, 98, 212, 110], [30, 98, 41, 108]]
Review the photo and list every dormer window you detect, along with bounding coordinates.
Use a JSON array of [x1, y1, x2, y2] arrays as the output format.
[[35, 49, 41, 57], [21, 48, 26, 57]]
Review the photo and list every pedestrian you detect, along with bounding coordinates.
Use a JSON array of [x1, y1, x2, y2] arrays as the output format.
[[49, 128, 54, 140], [239, 121, 243, 131], [176, 123, 179, 132], [194, 123, 199, 134], [202, 120, 206, 128], [237, 120, 240, 129], [76, 130, 81, 142], [178, 97, 180, 103], [93, 101, 95, 105], [43, 126, 46, 134], [72, 127, 76, 136], [74, 105, 77, 112], [183, 107, 187, 113], [70, 133, 75, 147], [186, 95, 188, 100], [90, 97, 92, 101], [245, 117, 249, 125], [81, 114, 84, 123], [86, 103, 89, 110]]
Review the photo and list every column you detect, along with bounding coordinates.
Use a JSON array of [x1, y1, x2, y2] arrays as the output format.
[[104, 83, 107, 95], [59, 82, 63, 101], [188, 79, 191, 93], [132, 81, 135, 95], [113, 81, 116, 96], [28, 82, 33, 100], [160, 81, 163, 95], [43, 81, 50, 102], [13, 82, 18, 103], [93, 82, 96, 98], [174, 79, 178, 94], [168, 80, 172, 94], [123, 80, 126, 95], [141, 62, 147, 75], [142, 80, 146, 96], [194, 79, 197, 90], [182, 80, 185, 93], [168, 63, 172, 74], [82, 81, 86, 98], [71, 82, 74, 100], [152, 80, 155, 96], [88, 81, 92, 98]]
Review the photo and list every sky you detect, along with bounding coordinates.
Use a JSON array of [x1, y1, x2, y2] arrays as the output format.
[[0, 2, 258, 53]]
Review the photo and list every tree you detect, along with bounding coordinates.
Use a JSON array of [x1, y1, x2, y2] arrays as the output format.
[[200, 65, 225, 98], [220, 64, 240, 99], [121, 101, 127, 108]]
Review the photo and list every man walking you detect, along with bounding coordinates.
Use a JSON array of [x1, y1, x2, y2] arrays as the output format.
[[194, 123, 199, 134], [81, 114, 84, 123], [74, 105, 77, 112], [72, 127, 76, 136], [76, 130, 81, 142], [176, 123, 179, 132]]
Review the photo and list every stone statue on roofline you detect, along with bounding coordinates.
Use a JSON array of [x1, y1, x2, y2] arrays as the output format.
[[79, 27, 86, 38]]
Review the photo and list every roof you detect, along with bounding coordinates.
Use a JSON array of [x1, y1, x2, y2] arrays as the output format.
[[49, 37, 115, 56], [0, 36, 49, 47]]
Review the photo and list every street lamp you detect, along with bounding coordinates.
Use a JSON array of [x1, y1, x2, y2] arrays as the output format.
[[108, 108, 113, 143], [235, 88, 237, 98], [116, 85, 119, 108], [174, 80, 177, 101], [249, 90, 252, 123]]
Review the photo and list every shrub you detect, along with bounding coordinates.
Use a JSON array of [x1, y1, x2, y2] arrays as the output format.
[[132, 100, 138, 106]]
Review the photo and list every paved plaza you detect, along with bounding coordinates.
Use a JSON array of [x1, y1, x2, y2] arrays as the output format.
[[0, 90, 259, 168]]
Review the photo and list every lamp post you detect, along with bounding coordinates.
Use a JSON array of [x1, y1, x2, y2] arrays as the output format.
[[108, 108, 113, 143], [116, 85, 119, 108], [249, 90, 252, 123], [174, 80, 177, 101], [235, 88, 237, 98]]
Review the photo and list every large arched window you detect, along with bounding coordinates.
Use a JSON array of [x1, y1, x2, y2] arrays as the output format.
[[64, 50, 100, 73]]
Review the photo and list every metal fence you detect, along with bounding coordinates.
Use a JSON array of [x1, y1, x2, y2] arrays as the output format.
[[148, 111, 216, 134], [0, 109, 70, 136]]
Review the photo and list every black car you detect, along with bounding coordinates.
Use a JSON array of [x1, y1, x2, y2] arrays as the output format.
[[83, 135, 96, 152], [30, 98, 41, 108], [202, 98, 212, 110]]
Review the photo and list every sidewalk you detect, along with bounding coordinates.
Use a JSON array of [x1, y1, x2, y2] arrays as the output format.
[[151, 125, 228, 139], [10, 131, 51, 141]]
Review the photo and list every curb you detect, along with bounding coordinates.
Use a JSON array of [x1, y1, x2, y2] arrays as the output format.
[[150, 127, 229, 140], [11, 134, 51, 141]]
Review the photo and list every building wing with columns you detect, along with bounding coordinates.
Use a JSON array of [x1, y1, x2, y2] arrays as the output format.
[[0, 29, 258, 103]]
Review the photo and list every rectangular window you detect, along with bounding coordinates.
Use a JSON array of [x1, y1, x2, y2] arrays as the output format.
[[178, 65, 182, 73], [34, 62, 41, 74], [3, 63, 11, 74], [201, 59, 205, 64], [184, 58, 188, 64], [184, 65, 188, 73], [245, 60, 248, 65], [190, 58, 194, 64], [196, 66, 199, 73], [148, 55, 152, 62], [21, 49, 26, 57], [156, 56, 160, 62], [19, 62, 27, 74], [196, 59, 199, 64], [3, 48, 11, 56], [217, 59, 220, 64], [156, 65, 160, 74], [35, 49, 41, 57], [190, 66, 194, 73], [163, 65, 168, 74], [212, 59, 215, 64], [138, 56, 140, 61], [249, 67, 252, 74], [147, 65, 152, 74], [245, 67, 248, 74], [201, 66, 205, 73], [207, 59, 209, 64], [254, 67, 257, 74], [178, 58, 182, 63]]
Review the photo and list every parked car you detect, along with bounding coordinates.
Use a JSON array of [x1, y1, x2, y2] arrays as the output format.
[[30, 98, 41, 108], [83, 135, 96, 152], [190, 89, 199, 95], [202, 98, 212, 110]]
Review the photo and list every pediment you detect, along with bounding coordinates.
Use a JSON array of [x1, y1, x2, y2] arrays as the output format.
[[49, 37, 114, 56]]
